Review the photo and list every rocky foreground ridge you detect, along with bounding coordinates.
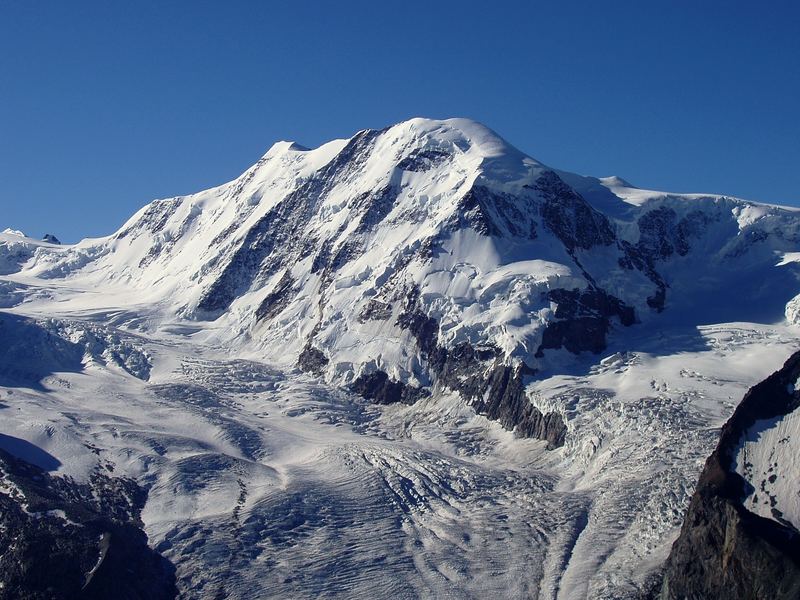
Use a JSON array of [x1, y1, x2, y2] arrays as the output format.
[[656, 351, 800, 599]]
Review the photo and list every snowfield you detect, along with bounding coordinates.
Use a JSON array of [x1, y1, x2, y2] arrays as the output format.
[[735, 394, 800, 530], [1, 118, 799, 599]]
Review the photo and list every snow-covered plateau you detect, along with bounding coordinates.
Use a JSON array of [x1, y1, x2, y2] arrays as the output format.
[[1, 118, 799, 599]]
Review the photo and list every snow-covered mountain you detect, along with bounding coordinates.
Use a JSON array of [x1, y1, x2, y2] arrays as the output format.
[[13, 118, 800, 441], [2, 118, 800, 598]]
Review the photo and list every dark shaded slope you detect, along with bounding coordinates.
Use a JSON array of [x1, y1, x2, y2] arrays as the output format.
[[0, 448, 176, 600]]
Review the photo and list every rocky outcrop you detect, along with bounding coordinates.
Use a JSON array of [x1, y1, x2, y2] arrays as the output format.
[[534, 171, 615, 252], [255, 270, 295, 321], [618, 206, 712, 312], [350, 370, 429, 405], [536, 287, 636, 356], [469, 363, 567, 450], [297, 343, 329, 376], [393, 287, 568, 448], [636, 206, 697, 260], [396, 148, 451, 172], [0, 448, 176, 600], [448, 185, 539, 239], [655, 350, 800, 600]]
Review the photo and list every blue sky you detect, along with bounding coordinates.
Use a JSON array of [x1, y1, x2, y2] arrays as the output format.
[[2, 1, 799, 242]]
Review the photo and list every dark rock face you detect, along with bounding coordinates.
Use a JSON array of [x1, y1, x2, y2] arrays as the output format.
[[397, 149, 451, 172], [534, 171, 615, 252], [41, 234, 60, 245], [433, 341, 501, 393], [449, 185, 539, 239], [471, 363, 567, 450], [547, 288, 636, 327], [618, 241, 668, 312], [536, 287, 636, 356], [452, 186, 502, 237], [350, 370, 429, 405], [358, 299, 393, 322], [117, 198, 182, 241], [530, 171, 675, 318], [394, 287, 568, 448], [297, 343, 329, 376], [0, 449, 176, 600], [532, 171, 707, 314], [636, 206, 711, 260], [637, 206, 685, 259], [353, 186, 400, 234], [255, 270, 295, 321], [396, 289, 440, 360], [322, 239, 364, 285], [655, 351, 800, 600], [436, 343, 566, 450], [538, 317, 609, 356], [619, 207, 712, 312]]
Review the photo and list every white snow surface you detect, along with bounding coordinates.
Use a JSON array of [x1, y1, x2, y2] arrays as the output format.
[[735, 402, 800, 530], [0, 230, 60, 276], [2, 117, 800, 599]]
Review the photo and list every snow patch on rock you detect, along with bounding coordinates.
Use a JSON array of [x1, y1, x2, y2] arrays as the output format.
[[735, 405, 800, 529]]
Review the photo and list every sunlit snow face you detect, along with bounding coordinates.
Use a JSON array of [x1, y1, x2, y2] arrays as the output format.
[[735, 387, 800, 531]]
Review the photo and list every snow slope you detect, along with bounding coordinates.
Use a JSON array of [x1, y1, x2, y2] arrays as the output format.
[[1, 117, 800, 599], [735, 376, 800, 530]]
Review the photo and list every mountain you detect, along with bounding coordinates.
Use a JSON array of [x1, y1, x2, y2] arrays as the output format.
[[1, 117, 799, 598], [15, 118, 800, 442]]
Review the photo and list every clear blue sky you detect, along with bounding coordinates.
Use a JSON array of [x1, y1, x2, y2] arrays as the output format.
[[2, 1, 799, 242]]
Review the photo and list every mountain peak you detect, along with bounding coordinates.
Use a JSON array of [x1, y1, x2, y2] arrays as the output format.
[[343, 117, 545, 191], [391, 117, 511, 151], [250, 119, 545, 197], [386, 117, 539, 163], [262, 140, 310, 158]]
